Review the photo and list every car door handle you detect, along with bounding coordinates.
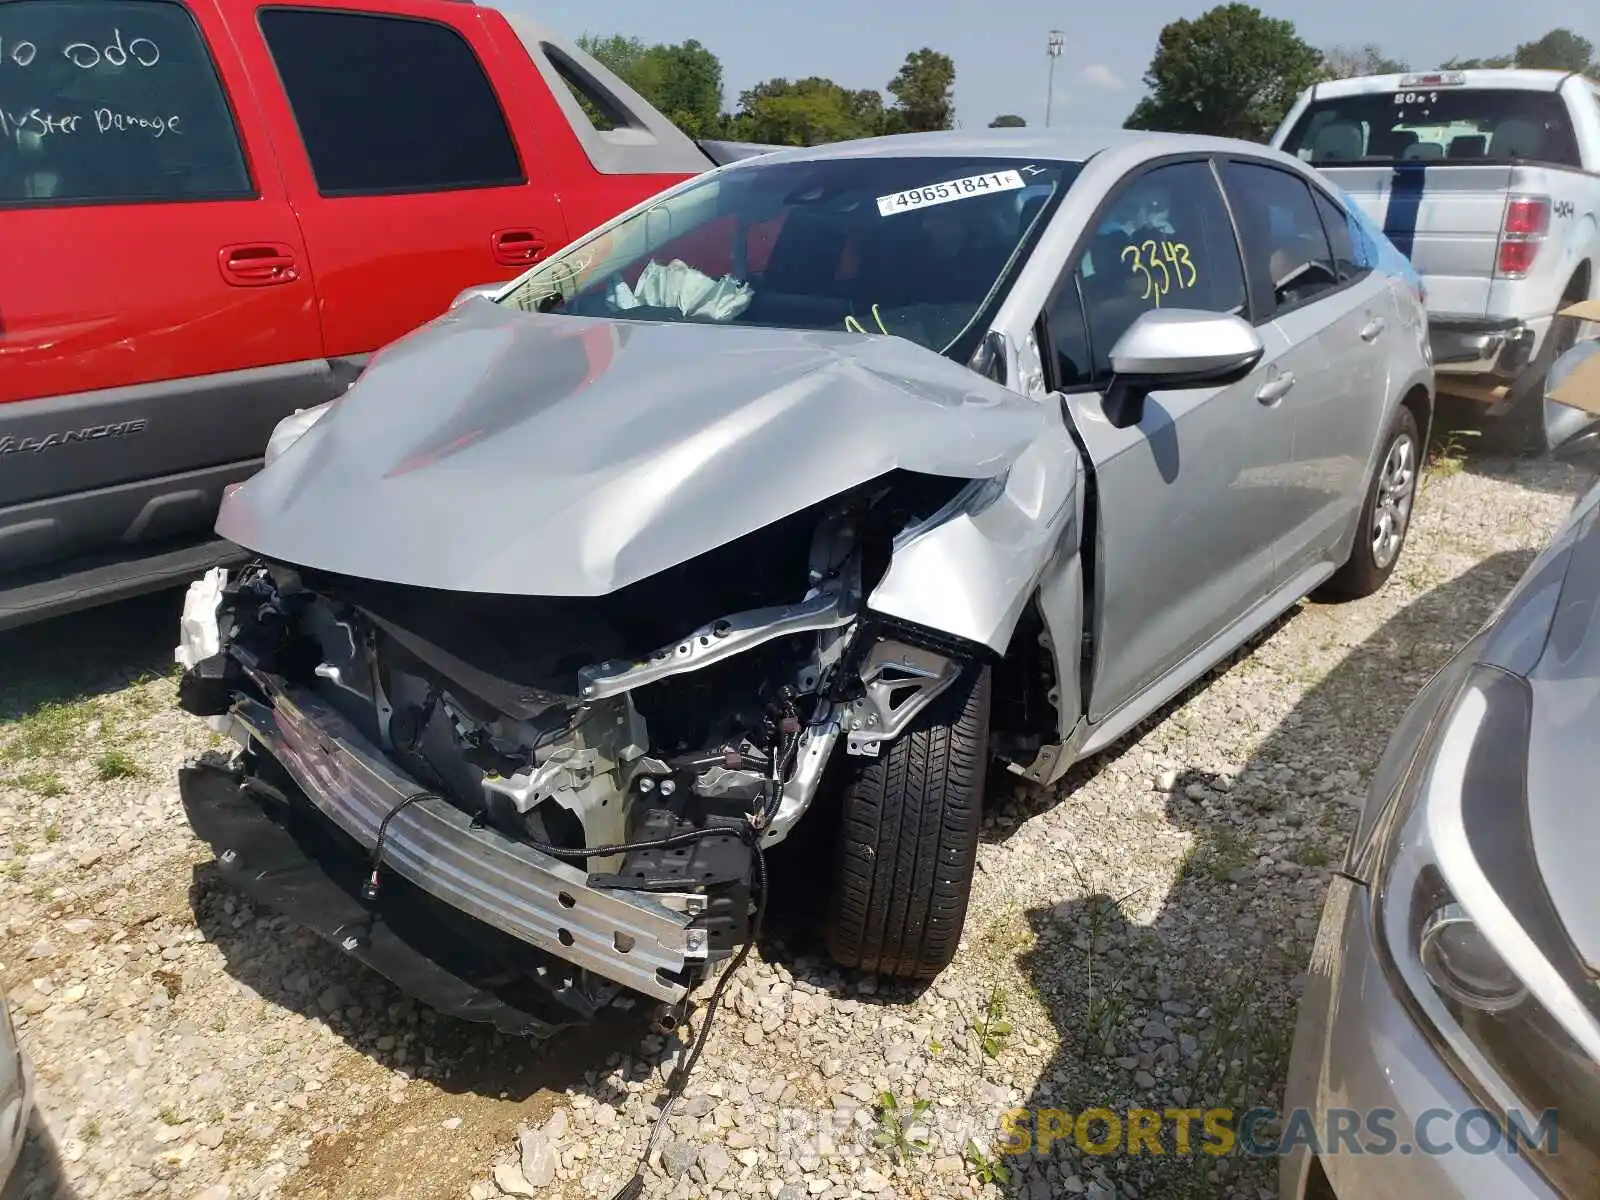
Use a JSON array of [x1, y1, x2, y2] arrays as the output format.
[[492, 229, 546, 267], [1256, 372, 1296, 405], [218, 243, 299, 287], [1360, 317, 1387, 342]]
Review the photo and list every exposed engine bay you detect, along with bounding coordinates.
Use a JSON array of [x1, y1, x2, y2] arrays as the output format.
[[176, 472, 1001, 1031]]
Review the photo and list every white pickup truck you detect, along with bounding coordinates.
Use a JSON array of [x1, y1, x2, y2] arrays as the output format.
[[1272, 68, 1600, 451]]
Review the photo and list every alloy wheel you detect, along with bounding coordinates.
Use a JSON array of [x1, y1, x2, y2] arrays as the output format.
[[1371, 432, 1416, 570]]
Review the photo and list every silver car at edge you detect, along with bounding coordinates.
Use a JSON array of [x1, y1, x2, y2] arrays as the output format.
[[1, 995, 29, 1190], [172, 129, 1433, 1035], [1280, 351, 1600, 1200]]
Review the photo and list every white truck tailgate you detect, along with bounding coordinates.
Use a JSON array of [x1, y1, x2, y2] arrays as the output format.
[[1319, 164, 1515, 316]]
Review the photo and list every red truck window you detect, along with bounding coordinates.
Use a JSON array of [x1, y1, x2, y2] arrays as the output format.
[[0, 0, 251, 204], [257, 7, 523, 197]]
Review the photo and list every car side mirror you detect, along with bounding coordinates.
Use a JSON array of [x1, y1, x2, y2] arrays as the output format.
[[448, 283, 503, 311], [1543, 339, 1600, 460], [1101, 309, 1266, 430]]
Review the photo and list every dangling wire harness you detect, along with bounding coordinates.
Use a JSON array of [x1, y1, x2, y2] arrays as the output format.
[[357, 711, 795, 1200]]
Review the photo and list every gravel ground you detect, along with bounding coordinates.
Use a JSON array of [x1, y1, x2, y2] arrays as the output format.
[[2, 430, 1593, 1200]]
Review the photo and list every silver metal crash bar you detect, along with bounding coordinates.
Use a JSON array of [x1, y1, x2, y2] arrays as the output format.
[[577, 587, 857, 700], [231, 685, 699, 1004]]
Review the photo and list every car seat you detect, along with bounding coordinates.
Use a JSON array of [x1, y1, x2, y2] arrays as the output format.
[[1447, 134, 1487, 159], [1489, 116, 1544, 159], [741, 209, 853, 326], [1310, 119, 1365, 163]]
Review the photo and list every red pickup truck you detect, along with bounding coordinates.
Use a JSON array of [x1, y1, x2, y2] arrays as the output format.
[[0, 0, 756, 628]]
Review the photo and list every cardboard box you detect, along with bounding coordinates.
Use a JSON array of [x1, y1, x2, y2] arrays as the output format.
[[1548, 308, 1600, 416]]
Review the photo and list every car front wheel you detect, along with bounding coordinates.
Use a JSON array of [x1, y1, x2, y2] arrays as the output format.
[[1319, 405, 1420, 601], [823, 664, 989, 980]]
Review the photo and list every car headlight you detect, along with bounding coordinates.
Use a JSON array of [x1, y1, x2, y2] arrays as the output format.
[[263, 401, 334, 467], [1366, 664, 1600, 1194]]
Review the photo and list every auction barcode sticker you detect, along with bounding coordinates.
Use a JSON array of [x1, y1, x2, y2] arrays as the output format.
[[876, 169, 1025, 217]]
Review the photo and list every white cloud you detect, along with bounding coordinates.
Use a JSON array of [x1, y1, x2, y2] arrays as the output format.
[[1081, 63, 1124, 90]]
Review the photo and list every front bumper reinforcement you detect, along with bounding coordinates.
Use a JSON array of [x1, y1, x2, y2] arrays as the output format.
[[227, 682, 700, 1006]]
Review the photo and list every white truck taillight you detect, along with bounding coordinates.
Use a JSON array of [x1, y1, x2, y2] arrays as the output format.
[[1496, 195, 1551, 278]]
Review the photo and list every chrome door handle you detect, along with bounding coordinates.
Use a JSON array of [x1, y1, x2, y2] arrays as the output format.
[[1256, 372, 1296, 405], [1360, 317, 1386, 342]]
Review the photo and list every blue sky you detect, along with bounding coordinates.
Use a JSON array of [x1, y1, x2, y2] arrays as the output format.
[[499, 0, 1599, 129]]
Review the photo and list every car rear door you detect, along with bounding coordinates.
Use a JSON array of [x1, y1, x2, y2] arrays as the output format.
[[223, 0, 569, 362], [1041, 157, 1295, 725], [1217, 158, 1389, 584], [0, 0, 326, 579]]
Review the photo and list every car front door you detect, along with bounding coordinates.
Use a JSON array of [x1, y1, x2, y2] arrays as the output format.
[[1041, 157, 1296, 726], [1217, 158, 1390, 584], [226, 0, 569, 363]]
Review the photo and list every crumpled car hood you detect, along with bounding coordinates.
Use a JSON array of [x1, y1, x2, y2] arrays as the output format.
[[216, 300, 1043, 596]]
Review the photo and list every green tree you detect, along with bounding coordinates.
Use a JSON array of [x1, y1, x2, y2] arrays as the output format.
[[989, 114, 1027, 127], [729, 77, 887, 146], [1320, 44, 1409, 80], [575, 33, 726, 137], [1123, 3, 1322, 141], [1513, 28, 1594, 72], [576, 32, 648, 80], [1439, 54, 1516, 69], [886, 49, 957, 133]]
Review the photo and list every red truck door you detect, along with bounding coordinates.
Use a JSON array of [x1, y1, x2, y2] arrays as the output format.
[[222, 0, 569, 359], [0, 0, 326, 572]]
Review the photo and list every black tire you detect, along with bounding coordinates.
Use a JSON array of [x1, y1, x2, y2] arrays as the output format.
[[1319, 405, 1420, 602], [823, 664, 990, 980], [1486, 307, 1583, 458]]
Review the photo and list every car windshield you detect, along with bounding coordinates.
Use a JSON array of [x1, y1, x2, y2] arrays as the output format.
[[497, 155, 1080, 360], [1281, 88, 1581, 167]]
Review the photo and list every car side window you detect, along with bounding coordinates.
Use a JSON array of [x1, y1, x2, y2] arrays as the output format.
[[1044, 159, 1247, 387], [0, 0, 252, 205], [1310, 187, 1373, 283], [258, 9, 523, 196], [1219, 161, 1341, 318]]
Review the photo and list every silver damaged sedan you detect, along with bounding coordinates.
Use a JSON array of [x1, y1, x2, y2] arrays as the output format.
[[174, 130, 1433, 1034]]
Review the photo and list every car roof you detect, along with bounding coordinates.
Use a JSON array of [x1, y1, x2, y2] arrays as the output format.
[[742, 127, 1295, 168], [1309, 68, 1584, 99]]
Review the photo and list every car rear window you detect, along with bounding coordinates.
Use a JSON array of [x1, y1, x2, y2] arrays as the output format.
[[1281, 88, 1581, 168], [0, 0, 252, 204]]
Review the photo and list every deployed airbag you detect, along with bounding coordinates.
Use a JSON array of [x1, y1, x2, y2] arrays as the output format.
[[610, 259, 754, 322]]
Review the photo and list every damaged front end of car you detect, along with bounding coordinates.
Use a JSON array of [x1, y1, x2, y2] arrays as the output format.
[[175, 483, 978, 1032], [171, 309, 1064, 1035]]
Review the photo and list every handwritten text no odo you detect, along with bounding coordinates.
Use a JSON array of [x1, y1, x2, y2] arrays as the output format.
[[2, 29, 162, 70]]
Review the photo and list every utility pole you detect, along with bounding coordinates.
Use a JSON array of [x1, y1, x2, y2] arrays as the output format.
[[1046, 30, 1065, 127]]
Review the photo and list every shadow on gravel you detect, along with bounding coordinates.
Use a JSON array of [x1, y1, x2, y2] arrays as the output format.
[[978, 606, 1303, 852], [185, 860, 639, 1105], [3, 1107, 77, 1200], [0, 586, 187, 719], [1430, 392, 1589, 498], [997, 550, 1543, 1200]]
